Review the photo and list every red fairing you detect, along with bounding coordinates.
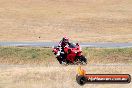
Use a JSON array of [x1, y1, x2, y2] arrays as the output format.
[[64, 44, 82, 63], [67, 53, 76, 63], [52, 47, 59, 55], [53, 49, 58, 54]]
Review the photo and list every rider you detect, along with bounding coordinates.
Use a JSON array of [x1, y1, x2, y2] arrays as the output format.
[[56, 36, 70, 62], [58, 36, 70, 48]]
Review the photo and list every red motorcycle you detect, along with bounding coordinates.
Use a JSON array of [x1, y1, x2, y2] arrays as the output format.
[[52, 43, 87, 65]]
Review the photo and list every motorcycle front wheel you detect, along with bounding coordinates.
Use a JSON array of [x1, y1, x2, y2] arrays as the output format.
[[79, 55, 87, 65]]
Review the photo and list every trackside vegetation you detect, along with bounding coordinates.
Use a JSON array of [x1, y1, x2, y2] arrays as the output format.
[[0, 47, 132, 65]]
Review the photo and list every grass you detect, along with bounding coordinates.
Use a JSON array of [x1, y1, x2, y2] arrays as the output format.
[[0, 0, 132, 42], [83, 48, 132, 64], [0, 47, 132, 88], [0, 47, 132, 65], [0, 47, 55, 65], [0, 64, 132, 88]]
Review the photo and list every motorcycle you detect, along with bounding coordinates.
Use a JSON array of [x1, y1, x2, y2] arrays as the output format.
[[52, 43, 87, 65]]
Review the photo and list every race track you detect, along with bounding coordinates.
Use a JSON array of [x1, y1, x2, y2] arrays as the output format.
[[0, 42, 132, 48]]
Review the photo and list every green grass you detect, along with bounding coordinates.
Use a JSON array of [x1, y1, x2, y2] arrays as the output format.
[[83, 48, 132, 64], [0, 47, 55, 65], [0, 47, 53, 59], [0, 47, 132, 65]]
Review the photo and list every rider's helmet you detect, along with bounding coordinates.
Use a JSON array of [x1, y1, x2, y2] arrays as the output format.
[[62, 36, 69, 44]]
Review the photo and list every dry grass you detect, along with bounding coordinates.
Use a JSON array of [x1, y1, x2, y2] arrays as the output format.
[[0, 65, 132, 88], [0, 0, 132, 42]]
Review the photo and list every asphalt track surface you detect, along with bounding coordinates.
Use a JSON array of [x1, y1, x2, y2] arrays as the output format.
[[0, 42, 132, 48]]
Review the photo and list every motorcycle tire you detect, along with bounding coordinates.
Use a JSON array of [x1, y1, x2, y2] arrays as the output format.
[[79, 55, 87, 64], [57, 57, 63, 64]]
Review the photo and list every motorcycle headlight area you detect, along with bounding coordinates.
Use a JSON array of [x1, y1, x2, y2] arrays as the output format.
[[74, 50, 80, 53], [75, 51, 77, 53]]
